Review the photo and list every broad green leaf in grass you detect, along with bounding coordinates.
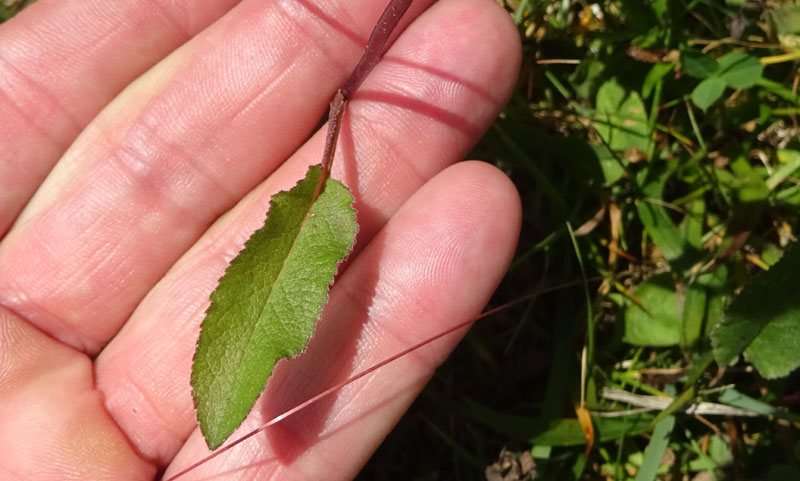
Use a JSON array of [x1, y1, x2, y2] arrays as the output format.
[[622, 273, 681, 346], [682, 267, 727, 349], [593, 143, 627, 186], [771, 4, 800, 36], [770, 4, 800, 48], [192, 165, 358, 449], [711, 244, 800, 379], [595, 79, 649, 151], [688, 435, 732, 473], [682, 199, 705, 250], [717, 52, 764, 90], [570, 58, 606, 101], [690, 77, 726, 112], [681, 50, 719, 79]]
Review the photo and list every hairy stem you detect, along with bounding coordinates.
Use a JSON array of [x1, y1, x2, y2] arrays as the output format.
[[311, 0, 413, 201], [341, 0, 413, 99]]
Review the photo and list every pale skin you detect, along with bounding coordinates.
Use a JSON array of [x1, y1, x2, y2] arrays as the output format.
[[0, 0, 522, 479]]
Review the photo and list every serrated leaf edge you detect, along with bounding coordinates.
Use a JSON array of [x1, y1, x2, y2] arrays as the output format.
[[191, 164, 358, 449]]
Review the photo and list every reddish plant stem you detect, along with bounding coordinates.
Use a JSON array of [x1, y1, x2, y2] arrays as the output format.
[[311, 0, 413, 202], [311, 91, 346, 202], [341, 0, 413, 100]]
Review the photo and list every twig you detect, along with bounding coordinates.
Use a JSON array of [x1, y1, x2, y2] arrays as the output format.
[[536, 59, 581, 65], [601, 388, 759, 417]]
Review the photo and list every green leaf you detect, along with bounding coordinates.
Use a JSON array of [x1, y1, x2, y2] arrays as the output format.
[[569, 58, 606, 101], [633, 415, 675, 481], [642, 63, 673, 99], [636, 164, 703, 273], [681, 50, 719, 79], [681, 267, 727, 349], [689, 435, 732, 472], [767, 150, 800, 190], [717, 389, 800, 423], [717, 52, 764, 90], [771, 4, 800, 48], [595, 79, 649, 151], [192, 165, 358, 449], [711, 244, 800, 378], [623, 273, 681, 346], [771, 4, 800, 36], [592, 143, 627, 186], [691, 77, 726, 112]]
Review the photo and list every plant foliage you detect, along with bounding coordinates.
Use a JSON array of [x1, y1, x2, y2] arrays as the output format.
[[712, 245, 800, 379], [364, 0, 800, 479], [191, 166, 357, 449]]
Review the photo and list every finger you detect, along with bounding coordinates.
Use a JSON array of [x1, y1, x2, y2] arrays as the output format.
[[165, 161, 521, 480], [95, 0, 519, 464], [0, 0, 240, 235], [0, 306, 156, 480], [0, 0, 436, 354]]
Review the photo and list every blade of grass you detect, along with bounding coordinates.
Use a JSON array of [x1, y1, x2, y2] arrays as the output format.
[[685, 98, 707, 154], [757, 77, 800, 106], [545, 70, 573, 100], [611, 371, 669, 398], [513, 0, 532, 25], [717, 389, 800, 423], [567, 222, 594, 393], [646, 71, 665, 160], [633, 415, 675, 481], [767, 150, 800, 190]]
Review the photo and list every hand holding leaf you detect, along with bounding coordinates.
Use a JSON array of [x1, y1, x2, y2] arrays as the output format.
[[191, 0, 412, 451], [0, 0, 521, 479]]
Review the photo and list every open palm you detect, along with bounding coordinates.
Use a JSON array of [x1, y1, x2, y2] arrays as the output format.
[[0, 0, 520, 479]]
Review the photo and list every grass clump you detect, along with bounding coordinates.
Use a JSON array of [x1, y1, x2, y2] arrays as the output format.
[[362, 1, 800, 480]]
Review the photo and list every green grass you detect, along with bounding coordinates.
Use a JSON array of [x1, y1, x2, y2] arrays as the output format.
[[360, 1, 800, 480]]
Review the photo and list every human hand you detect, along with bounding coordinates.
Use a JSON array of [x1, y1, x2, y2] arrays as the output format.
[[0, 0, 521, 479]]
